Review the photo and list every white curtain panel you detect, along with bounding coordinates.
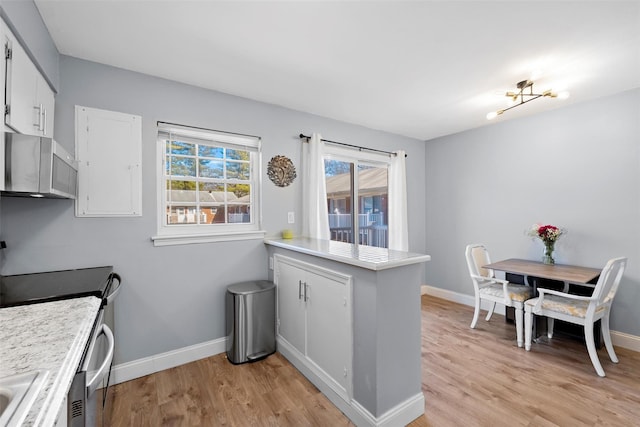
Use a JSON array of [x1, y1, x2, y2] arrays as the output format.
[[388, 150, 409, 251], [301, 133, 330, 240]]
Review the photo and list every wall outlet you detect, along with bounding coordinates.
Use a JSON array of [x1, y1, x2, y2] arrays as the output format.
[[269, 256, 274, 270], [287, 211, 295, 224]]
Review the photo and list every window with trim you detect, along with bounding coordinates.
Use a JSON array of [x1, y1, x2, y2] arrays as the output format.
[[153, 123, 264, 246], [324, 146, 390, 248]]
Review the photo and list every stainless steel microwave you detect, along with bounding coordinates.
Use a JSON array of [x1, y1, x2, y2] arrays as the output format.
[[2, 133, 77, 199]]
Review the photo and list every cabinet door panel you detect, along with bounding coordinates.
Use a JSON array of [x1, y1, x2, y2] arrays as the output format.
[[276, 260, 306, 353], [5, 31, 39, 135], [37, 73, 55, 137], [306, 273, 349, 390]]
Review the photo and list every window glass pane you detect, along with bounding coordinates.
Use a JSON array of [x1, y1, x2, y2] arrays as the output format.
[[325, 160, 353, 244], [167, 205, 201, 224], [226, 161, 250, 180], [227, 183, 251, 199], [198, 159, 224, 178], [357, 164, 388, 248], [197, 206, 216, 224], [198, 182, 225, 193], [167, 179, 196, 190], [198, 145, 224, 158], [169, 156, 196, 177], [168, 140, 195, 155], [228, 204, 251, 223], [227, 148, 249, 160], [211, 205, 226, 224]]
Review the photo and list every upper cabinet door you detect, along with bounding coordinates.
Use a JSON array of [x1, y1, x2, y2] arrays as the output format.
[[4, 28, 40, 136], [36, 72, 55, 137], [3, 21, 55, 137]]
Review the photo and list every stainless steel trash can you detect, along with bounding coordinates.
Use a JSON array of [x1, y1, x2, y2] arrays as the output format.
[[225, 280, 276, 364]]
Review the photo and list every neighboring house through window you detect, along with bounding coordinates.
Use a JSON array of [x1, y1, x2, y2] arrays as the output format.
[[152, 122, 264, 246]]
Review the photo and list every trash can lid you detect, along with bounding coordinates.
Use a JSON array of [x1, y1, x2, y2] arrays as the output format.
[[227, 280, 275, 295]]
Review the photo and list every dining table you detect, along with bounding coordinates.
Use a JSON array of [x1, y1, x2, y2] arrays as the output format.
[[483, 258, 601, 287], [482, 258, 603, 345]]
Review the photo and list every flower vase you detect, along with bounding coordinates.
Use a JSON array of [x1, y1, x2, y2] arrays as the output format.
[[542, 242, 555, 265]]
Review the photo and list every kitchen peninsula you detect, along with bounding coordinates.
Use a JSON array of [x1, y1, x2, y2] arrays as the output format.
[[264, 238, 430, 427]]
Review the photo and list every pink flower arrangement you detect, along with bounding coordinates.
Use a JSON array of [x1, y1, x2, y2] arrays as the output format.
[[529, 224, 564, 245]]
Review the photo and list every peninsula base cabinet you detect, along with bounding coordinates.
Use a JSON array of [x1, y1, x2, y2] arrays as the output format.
[[274, 254, 353, 401], [267, 239, 428, 427]]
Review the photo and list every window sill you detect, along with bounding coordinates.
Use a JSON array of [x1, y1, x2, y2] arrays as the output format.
[[151, 230, 267, 247]]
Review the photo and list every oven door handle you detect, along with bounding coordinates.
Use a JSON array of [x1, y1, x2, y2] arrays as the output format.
[[106, 273, 122, 305], [86, 324, 115, 395]]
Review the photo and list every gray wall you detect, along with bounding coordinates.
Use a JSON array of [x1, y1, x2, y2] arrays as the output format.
[[0, 55, 427, 364], [424, 88, 640, 337]]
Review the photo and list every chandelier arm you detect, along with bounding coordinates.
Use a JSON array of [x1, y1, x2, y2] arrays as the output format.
[[502, 94, 544, 113]]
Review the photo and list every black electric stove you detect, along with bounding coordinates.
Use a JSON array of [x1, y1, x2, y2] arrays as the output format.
[[0, 266, 115, 308]]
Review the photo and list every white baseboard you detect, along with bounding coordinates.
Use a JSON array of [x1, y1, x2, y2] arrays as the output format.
[[111, 337, 226, 385], [351, 393, 425, 427], [610, 331, 640, 353], [422, 285, 640, 353], [422, 285, 505, 315]]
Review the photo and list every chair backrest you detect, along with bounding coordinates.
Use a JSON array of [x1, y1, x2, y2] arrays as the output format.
[[465, 243, 493, 279], [591, 257, 627, 307]]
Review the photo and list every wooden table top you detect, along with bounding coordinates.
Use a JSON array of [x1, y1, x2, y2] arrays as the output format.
[[483, 258, 602, 283]]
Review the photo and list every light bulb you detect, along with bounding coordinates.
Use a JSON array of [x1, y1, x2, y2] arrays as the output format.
[[557, 91, 570, 100], [486, 110, 503, 120]]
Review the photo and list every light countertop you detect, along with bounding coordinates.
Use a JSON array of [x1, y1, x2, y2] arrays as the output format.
[[264, 237, 430, 270], [0, 297, 101, 426]]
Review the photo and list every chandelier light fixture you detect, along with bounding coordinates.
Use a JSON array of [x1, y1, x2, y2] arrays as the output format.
[[486, 80, 569, 120]]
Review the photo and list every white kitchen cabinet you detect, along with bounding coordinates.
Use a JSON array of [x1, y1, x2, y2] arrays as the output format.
[[3, 22, 55, 137], [274, 254, 352, 399], [36, 72, 55, 137]]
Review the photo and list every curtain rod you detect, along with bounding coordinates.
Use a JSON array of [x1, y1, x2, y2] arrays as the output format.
[[299, 133, 407, 158]]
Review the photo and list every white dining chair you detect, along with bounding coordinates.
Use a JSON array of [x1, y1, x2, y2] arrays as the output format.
[[524, 257, 627, 377], [465, 244, 533, 347]]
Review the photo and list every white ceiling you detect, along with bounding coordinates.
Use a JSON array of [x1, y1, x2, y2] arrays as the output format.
[[34, 1, 640, 141]]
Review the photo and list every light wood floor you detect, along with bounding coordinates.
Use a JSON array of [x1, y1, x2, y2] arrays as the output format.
[[99, 295, 640, 426]]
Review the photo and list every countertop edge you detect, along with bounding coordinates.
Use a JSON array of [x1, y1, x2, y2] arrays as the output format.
[[36, 298, 99, 426], [264, 238, 431, 270]]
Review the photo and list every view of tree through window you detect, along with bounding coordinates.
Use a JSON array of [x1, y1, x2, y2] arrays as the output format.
[[325, 159, 388, 248]]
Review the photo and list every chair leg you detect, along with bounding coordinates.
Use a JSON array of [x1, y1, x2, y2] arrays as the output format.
[[585, 322, 606, 377], [515, 306, 524, 348], [524, 308, 532, 351], [602, 313, 619, 364], [547, 318, 554, 339], [485, 302, 496, 321], [470, 295, 481, 329]]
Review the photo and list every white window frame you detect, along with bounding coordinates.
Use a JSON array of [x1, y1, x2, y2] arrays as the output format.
[[152, 122, 265, 246], [323, 144, 391, 247]]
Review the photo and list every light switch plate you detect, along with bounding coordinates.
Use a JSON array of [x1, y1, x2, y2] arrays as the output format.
[[287, 212, 295, 224]]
